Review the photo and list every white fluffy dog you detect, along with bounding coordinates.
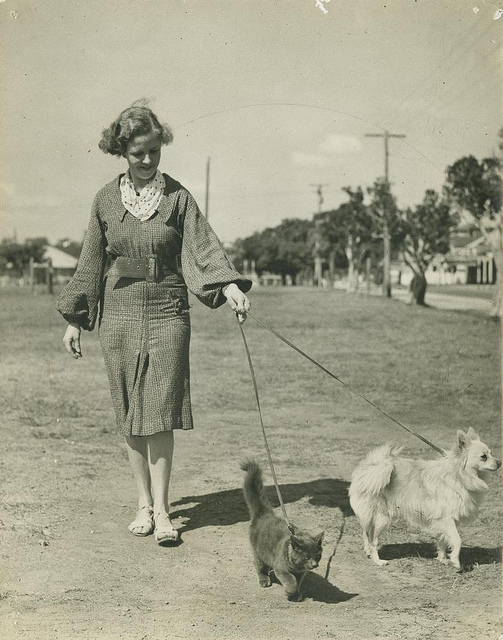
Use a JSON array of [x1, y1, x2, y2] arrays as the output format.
[[349, 428, 500, 570]]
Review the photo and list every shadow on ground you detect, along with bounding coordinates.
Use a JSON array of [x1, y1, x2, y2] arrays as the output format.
[[302, 571, 358, 604], [171, 478, 352, 532], [264, 567, 358, 604], [379, 542, 501, 571]]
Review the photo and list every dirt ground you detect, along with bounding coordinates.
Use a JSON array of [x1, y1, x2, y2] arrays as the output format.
[[0, 287, 501, 639]]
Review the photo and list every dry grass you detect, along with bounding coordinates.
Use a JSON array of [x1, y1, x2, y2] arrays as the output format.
[[0, 285, 500, 640]]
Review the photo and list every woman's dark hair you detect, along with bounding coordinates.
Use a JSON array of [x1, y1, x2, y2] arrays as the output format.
[[98, 101, 174, 157]]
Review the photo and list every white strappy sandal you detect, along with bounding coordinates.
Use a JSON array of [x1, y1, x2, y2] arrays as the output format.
[[154, 512, 179, 545], [128, 505, 155, 537]]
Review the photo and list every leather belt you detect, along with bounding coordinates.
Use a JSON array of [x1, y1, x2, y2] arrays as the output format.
[[111, 254, 180, 282]]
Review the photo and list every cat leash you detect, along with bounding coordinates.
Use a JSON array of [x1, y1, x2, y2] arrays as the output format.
[[244, 311, 446, 458], [236, 317, 295, 535], [236, 314, 350, 579]]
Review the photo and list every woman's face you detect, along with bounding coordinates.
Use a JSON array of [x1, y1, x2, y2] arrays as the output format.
[[124, 131, 162, 190]]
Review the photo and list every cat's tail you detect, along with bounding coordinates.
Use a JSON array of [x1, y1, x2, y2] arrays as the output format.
[[240, 459, 272, 519]]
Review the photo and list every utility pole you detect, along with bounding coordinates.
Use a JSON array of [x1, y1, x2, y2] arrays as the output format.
[[365, 130, 405, 298], [310, 183, 328, 286], [204, 156, 211, 220]]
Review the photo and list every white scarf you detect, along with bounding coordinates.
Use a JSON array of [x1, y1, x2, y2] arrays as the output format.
[[120, 170, 165, 222]]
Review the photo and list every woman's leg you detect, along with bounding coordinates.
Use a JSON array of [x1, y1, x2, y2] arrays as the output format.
[[147, 430, 174, 516], [125, 436, 154, 536], [125, 435, 153, 508], [147, 431, 178, 543]]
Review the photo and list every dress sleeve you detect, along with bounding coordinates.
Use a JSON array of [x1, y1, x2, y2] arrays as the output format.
[[56, 194, 107, 330], [179, 190, 252, 308]]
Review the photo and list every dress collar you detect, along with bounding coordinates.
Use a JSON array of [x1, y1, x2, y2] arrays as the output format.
[[109, 173, 181, 224]]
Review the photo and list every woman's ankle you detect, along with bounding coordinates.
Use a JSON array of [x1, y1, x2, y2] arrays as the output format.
[[138, 497, 154, 510]]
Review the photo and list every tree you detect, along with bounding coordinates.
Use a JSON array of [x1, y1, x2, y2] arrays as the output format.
[[318, 187, 374, 291], [397, 190, 456, 305], [444, 154, 502, 317], [367, 178, 399, 297], [0, 237, 48, 277], [234, 219, 314, 284]]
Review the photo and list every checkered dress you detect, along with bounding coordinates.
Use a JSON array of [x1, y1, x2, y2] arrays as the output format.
[[57, 174, 252, 437]]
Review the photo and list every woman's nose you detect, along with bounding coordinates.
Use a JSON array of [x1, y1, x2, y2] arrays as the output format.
[[144, 154, 152, 165]]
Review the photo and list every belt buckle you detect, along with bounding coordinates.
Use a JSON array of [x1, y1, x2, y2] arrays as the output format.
[[146, 255, 157, 282]]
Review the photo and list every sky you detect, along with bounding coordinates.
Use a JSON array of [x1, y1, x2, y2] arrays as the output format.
[[0, 0, 501, 245]]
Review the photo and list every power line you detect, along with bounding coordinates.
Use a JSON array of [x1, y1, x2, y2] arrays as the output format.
[[378, 17, 494, 132]]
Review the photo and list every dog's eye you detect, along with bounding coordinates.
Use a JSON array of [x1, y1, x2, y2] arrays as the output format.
[[481, 454, 488, 461]]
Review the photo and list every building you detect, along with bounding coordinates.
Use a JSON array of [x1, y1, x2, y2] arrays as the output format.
[[394, 225, 498, 286], [43, 245, 78, 284]]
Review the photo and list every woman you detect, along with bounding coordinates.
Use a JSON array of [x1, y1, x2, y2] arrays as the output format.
[[57, 103, 251, 545]]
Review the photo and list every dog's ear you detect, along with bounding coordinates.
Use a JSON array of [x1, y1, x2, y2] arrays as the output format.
[[466, 427, 480, 441], [457, 430, 468, 450]]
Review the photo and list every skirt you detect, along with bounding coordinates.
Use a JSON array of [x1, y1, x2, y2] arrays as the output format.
[[99, 272, 193, 437]]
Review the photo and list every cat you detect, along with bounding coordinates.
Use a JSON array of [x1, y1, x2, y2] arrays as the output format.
[[241, 460, 324, 602]]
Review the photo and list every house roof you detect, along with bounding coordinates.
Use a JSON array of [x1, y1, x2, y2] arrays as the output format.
[[44, 245, 78, 269]]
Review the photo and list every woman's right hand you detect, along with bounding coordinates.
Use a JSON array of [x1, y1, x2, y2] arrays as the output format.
[[63, 322, 82, 359]]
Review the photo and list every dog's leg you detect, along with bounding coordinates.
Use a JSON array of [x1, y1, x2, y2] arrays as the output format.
[[435, 519, 462, 570], [367, 513, 389, 566], [436, 536, 449, 565], [362, 529, 371, 556], [444, 520, 462, 571]]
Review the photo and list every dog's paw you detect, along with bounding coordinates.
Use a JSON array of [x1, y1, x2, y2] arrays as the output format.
[[372, 558, 389, 567], [436, 555, 449, 565]]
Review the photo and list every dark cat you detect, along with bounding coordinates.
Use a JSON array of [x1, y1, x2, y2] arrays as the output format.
[[241, 460, 324, 602]]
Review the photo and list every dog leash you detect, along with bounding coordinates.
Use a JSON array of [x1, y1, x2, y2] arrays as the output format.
[[236, 317, 295, 533], [245, 311, 446, 458], [323, 518, 346, 580]]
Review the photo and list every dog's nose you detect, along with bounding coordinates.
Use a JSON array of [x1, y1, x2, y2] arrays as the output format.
[[497, 460, 502, 469]]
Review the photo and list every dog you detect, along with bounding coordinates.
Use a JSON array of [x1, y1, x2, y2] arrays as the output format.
[[348, 428, 500, 570]]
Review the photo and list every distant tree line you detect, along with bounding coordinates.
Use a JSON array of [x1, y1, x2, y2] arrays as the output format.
[[232, 153, 501, 311], [1, 153, 500, 313], [0, 237, 82, 278]]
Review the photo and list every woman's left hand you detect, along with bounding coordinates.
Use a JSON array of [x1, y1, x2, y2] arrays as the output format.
[[223, 283, 251, 323]]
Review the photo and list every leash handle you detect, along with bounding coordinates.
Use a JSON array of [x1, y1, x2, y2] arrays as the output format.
[[247, 311, 446, 458], [236, 315, 293, 528]]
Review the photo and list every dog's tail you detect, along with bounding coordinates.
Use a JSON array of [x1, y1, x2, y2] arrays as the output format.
[[349, 444, 400, 499], [241, 460, 272, 520]]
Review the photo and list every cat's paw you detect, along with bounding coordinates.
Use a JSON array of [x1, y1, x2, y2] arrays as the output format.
[[258, 577, 272, 588], [287, 592, 303, 603]]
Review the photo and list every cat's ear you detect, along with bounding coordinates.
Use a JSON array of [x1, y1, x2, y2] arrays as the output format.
[[315, 531, 324, 546], [290, 535, 303, 552]]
